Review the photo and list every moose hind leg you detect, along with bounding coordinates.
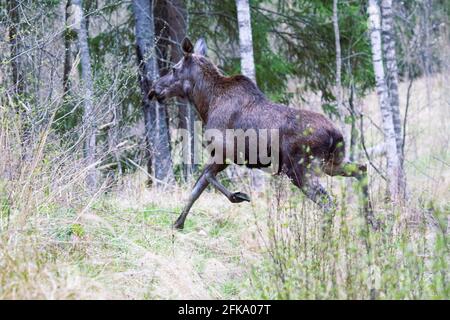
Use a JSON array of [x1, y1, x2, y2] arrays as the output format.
[[302, 179, 335, 230], [287, 166, 335, 231], [323, 161, 379, 230]]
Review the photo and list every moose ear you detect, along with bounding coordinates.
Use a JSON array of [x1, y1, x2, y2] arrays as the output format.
[[194, 38, 208, 56], [181, 37, 194, 55]]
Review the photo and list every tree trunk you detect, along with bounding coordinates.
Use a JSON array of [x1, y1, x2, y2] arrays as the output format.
[[73, 0, 97, 190], [332, 0, 343, 118], [8, 0, 30, 161], [367, 0, 402, 201], [169, 0, 197, 181], [236, 0, 256, 82], [381, 0, 406, 195], [63, 0, 74, 98], [8, 0, 24, 97], [132, 0, 174, 186], [155, 0, 196, 182], [154, 99, 174, 184], [236, 0, 264, 190], [422, 0, 432, 109], [381, 0, 402, 160], [332, 0, 351, 160]]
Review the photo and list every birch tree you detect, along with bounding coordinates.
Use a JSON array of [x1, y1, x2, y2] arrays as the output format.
[[132, 0, 174, 186], [63, 0, 74, 98], [381, 0, 402, 159], [422, 0, 433, 110], [332, 0, 351, 160], [333, 0, 343, 119], [367, 0, 402, 200], [236, 0, 256, 82], [236, 0, 264, 189], [73, 0, 97, 189]]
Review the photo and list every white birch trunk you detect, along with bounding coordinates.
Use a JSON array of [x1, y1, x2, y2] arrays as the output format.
[[236, 0, 256, 82], [381, 0, 406, 195], [332, 0, 351, 161], [63, 0, 74, 97], [73, 0, 97, 190], [381, 0, 402, 157], [367, 0, 401, 200], [422, 0, 432, 109], [236, 0, 264, 190], [333, 0, 343, 118]]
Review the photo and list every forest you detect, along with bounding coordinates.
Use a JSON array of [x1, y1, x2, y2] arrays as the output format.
[[0, 0, 448, 299]]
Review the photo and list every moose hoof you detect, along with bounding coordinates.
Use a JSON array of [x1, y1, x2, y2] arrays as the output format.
[[230, 192, 251, 203], [173, 218, 185, 230]]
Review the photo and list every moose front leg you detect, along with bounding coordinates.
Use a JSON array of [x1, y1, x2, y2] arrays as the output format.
[[174, 163, 251, 230], [205, 170, 251, 203], [173, 170, 210, 230]]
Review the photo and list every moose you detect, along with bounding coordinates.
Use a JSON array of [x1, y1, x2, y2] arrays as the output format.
[[149, 37, 377, 230]]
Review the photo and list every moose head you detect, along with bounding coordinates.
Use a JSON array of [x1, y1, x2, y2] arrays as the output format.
[[149, 37, 209, 103]]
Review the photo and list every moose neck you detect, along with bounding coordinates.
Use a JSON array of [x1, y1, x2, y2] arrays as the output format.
[[188, 69, 222, 123]]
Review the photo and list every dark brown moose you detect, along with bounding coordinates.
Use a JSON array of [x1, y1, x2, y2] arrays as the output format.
[[149, 37, 376, 230]]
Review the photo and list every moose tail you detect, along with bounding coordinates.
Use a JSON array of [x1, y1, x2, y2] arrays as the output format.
[[326, 129, 345, 166]]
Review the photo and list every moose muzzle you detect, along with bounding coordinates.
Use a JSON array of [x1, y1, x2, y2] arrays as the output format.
[[147, 87, 166, 103]]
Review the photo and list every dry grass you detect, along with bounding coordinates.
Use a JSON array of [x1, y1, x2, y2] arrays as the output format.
[[0, 74, 448, 299]]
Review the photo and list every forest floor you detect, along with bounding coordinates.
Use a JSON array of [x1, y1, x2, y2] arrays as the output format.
[[0, 75, 448, 299]]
